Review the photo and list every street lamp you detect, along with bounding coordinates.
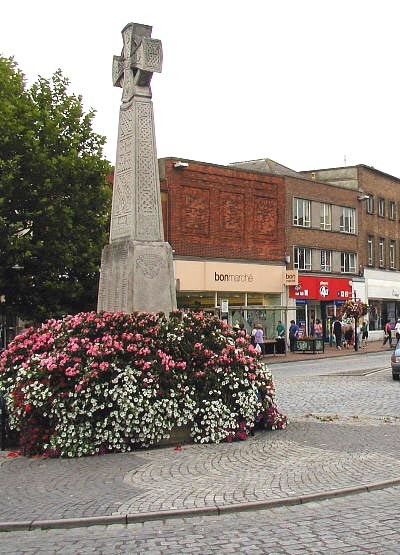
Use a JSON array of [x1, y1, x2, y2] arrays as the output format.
[[354, 193, 370, 351]]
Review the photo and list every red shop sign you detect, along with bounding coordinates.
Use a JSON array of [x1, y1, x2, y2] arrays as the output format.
[[289, 276, 353, 301]]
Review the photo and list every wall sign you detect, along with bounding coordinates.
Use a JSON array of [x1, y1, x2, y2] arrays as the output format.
[[289, 276, 352, 301]]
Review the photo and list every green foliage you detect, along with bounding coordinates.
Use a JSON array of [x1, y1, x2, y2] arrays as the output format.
[[0, 57, 112, 322]]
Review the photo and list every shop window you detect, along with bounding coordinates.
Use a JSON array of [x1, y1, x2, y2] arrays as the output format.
[[293, 198, 311, 227], [217, 292, 245, 307], [246, 293, 281, 306], [341, 252, 356, 273], [294, 247, 312, 270], [339, 207, 355, 234], [176, 291, 216, 311]]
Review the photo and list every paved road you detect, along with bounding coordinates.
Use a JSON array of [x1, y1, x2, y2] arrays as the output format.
[[2, 487, 400, 553], [1, 351, 399, 553]]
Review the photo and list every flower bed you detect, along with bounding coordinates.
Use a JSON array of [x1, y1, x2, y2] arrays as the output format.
[[0, 311, 287, 457]]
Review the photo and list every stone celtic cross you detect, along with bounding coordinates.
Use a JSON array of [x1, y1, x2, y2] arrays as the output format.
[[97, 23, 176, 315], [112, 23, 163, 104]]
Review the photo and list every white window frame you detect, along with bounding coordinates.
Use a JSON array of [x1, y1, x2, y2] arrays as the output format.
[[341, 252, 356, 273], [293, 198, 311, 228], [389, 201, 396, 221], [366, 195, 374, 214], [320, 203, 332, 230], [367, 236, 374, 266], [390, 240, 396, 269], [379, 238, 385, 267], [294, 247, 312, 270], [320, 250, 332, 272], [340, 207, 356, 234], [378, 198, 385, 217]]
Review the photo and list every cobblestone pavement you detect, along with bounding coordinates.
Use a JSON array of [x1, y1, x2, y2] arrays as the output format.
[[1, 347, 400, 553], [1, 486, 400, 553]]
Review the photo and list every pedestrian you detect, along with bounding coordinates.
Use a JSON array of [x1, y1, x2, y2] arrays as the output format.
[[361, 321, 369, 347], [288, 320, 299, 352], [314, 319, 323, 338], [276, 320, 286, 354], [344, 324, 353, 348], [333, 317, 342, 350], [254, 324, 265, 355], [383, 320, 393, 348], [395, 319, 400, 345]]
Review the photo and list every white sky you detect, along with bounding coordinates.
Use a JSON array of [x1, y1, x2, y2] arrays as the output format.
[[2, 0, 400, 176]]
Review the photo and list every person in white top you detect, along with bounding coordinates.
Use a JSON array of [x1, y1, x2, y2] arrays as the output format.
[[395, 319, 400, 344]]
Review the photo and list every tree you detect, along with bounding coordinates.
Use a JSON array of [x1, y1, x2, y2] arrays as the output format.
[[0, 57, 112, 323]]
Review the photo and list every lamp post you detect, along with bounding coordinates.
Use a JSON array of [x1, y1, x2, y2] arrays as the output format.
[[354, 194, 370, 351]]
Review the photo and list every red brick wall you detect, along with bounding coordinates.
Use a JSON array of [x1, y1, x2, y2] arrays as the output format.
[[159, 159, 285, 262]]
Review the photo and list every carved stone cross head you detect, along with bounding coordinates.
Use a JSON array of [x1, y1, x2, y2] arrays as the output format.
[[112, 23, 163, 102]]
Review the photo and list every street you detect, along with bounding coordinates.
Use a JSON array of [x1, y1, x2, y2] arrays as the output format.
[[1, 349, 399, 554]]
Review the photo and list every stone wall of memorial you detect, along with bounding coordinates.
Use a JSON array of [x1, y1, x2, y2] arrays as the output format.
[[159, 158, 286, 263]]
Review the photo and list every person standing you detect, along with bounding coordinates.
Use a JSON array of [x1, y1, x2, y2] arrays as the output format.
[[395, 319, 400, 345], [333, 317, 343, 350], [313, 319, 323, 338], [288, 320, 299, 352], [254, 325, 265, 355], [361, 321, 369, 347], [276, 320, 286, 354], [383, 320, 393, 348]]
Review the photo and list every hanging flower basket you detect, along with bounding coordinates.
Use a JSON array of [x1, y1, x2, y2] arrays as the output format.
[[342, 300, 369, 319]]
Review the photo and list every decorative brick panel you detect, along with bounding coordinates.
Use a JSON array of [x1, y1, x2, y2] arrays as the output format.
[[220, 192, 245, 234]]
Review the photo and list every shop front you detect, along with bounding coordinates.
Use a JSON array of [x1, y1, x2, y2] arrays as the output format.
[[174, 259, 285, 340], [365, 268, 400, 335], [289, 275, 353, 340]]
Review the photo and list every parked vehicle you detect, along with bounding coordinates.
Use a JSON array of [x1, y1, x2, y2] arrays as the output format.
[[390, 345, 400, 380]]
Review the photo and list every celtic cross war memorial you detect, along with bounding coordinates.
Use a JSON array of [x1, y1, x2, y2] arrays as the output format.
[[97, 23, 177, 314]]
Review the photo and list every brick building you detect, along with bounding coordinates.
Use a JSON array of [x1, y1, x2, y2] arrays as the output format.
[[302, 165, 400, 335], [159, 158, 287, 338], [155, 156, 400, 341]]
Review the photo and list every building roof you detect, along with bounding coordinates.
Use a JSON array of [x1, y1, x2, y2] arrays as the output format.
[[229, 158, 303, 178]]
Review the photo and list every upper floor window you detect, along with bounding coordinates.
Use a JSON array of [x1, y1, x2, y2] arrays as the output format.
[[340, 207, 356, 234], [341, 252, 356, 273], [389, 201, 396, 220], [379, 238, 385, 267], [366, 195, 374, 214], [293, 198, 311, 227], [294, 247, 312, 270], [367, 235, 374, 266], [320, 250, 332, 272], [378, 198, 385, 217], [320, 203, 332, 230], [390, 240, 396, 269]]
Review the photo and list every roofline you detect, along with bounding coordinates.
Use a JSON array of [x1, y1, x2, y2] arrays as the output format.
[[301, 164, 400, 183]]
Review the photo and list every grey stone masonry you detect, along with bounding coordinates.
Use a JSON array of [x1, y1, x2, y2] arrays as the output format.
[[98, 23, 176, 314]]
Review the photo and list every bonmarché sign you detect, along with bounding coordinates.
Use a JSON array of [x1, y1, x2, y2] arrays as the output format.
[[174, 260, 283, 292], [214, 272, 254, 283]]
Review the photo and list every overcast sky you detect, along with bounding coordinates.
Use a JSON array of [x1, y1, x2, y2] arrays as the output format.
[[2, 0, 400, 176]]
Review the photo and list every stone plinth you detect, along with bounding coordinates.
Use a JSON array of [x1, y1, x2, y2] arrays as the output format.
[[98, 240, 176, 315]]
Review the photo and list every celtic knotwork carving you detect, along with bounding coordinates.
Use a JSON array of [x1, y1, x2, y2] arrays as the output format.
[[136, 253, 164, 279]]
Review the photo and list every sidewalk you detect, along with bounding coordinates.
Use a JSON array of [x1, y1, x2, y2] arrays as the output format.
[[263, 338, 390, 365], [0, 338, 398, 533]]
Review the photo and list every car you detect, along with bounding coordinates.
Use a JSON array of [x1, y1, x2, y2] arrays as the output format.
[[390, 345, 400, 380]]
